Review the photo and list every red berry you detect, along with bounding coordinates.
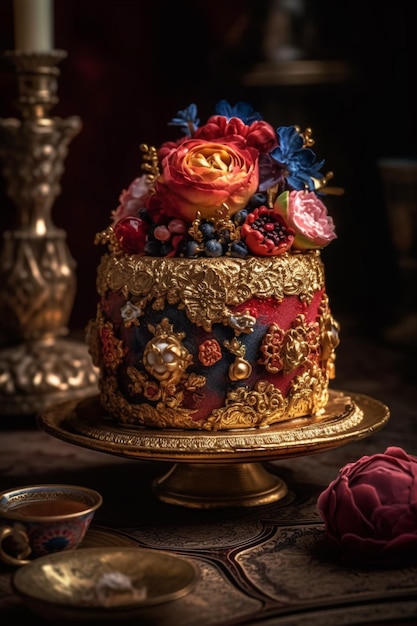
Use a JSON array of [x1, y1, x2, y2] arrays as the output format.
[[114, 216, 148, 254]]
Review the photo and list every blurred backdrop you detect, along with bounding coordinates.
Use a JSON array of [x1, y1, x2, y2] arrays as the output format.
[[0, 0, 416, 340]]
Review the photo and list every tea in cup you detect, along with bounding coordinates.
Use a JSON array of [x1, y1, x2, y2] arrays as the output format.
[[0, 484, 102, 566]]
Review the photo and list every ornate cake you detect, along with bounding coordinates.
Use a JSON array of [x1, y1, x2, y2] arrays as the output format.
[[87, 101, 342, 431]]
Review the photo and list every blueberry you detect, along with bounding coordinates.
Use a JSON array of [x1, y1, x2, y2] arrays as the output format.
[[199, 222, 216, 240], [234, 209, 248, 226], [219, 228, 231, 244], [160, 242, 173, 256], [230, 241, 248, 258], [249, 193, 267, 208], [144, 240, 161, 256], [205, 239, 223, 257], [184, 241, 201, 258]]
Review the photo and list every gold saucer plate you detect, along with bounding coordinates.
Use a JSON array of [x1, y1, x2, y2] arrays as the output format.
[[12, 547, 198, 622]]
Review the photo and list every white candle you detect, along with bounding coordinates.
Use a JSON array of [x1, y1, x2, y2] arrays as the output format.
[[13, 0, 54, 51]]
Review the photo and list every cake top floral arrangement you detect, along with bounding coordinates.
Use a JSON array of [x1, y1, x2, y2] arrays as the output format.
[[97, 100, 343, 258]]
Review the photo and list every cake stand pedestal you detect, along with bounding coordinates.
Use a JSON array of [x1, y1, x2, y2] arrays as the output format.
[[38, 389, 389, 509]]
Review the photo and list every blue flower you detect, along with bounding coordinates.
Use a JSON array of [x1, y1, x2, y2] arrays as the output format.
[[270, 126, 325, 192], [168, 104, 200, 136], [258, 154, 286, 193], [214, 100, 263, 124]]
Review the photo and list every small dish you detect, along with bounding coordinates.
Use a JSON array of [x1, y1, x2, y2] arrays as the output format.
[[12, 546, 198, 621]]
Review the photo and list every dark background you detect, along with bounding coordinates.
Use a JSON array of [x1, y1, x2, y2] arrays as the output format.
[[0, 0, 416, 337]]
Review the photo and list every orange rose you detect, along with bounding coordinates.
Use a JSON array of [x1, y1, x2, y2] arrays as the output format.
[[157, 138, 259, 221]]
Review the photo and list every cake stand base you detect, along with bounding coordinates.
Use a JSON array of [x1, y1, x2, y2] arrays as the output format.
[[0, 338, 99, 415], [153, 462, 288, 508], [38, 390, 390, 509]]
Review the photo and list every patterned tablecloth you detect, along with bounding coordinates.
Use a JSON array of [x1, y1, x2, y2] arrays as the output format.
[[1, 325, 417, 625]]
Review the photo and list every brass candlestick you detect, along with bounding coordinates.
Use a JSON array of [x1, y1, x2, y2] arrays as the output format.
[[0, 49, 98, 415]]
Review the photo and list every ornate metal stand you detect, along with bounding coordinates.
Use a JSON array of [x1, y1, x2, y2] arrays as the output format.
[[0, 50, 98, 415], [39, 389, 390, 509]]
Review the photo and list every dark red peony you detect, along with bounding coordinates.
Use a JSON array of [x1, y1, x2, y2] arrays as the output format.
[[317, 447, 417, 566]]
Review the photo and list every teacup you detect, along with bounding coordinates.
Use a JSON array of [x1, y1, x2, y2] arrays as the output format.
[[0, 484, 103, 566]]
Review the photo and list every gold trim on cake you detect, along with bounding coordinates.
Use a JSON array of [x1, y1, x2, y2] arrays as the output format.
[[92, 366, 329, 431], [96, 251, 325, 331]]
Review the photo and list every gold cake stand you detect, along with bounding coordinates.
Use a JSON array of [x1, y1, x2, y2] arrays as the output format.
[[38, 389, 389, 509]]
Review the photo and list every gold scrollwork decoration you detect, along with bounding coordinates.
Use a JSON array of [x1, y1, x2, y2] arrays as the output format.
[[98, 359, 328, 430], [96, 252, 325, 331]]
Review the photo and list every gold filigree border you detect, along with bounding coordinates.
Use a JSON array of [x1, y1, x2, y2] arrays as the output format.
[[96, 252, 325, 330]]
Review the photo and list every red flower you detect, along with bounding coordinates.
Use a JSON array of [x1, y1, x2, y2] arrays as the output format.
[[258, 323, 285, 372], [143, 381, 161, 401], [100, 325, 125, 369], [241, 206, 294, 256], [317, 447, 417, 566], [158, 139, 184, 163], [198, 339, 222, 366], [194, 115, 277, 153], [146, 184, 181, 222]]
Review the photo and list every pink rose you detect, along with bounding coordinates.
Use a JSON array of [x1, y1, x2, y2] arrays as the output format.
[[156, 138, 259, 221], [111, 175, 150, 223], [317, 447, 417, 566], [274, 189, 337, 250]]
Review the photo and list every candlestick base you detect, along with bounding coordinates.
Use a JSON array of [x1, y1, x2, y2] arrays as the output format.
[[0, 337, 98, 415], [0, 49, 99, 416]]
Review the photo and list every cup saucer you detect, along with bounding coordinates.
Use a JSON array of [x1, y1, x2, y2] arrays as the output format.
[[12, 546, 198, 621]]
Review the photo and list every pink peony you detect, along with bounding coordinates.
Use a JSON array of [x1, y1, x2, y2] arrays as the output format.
[[317, 447, 417, 566], [156, 138, 259, 221], [111, 175, 150, 223], [274, 189, 337, 250]]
